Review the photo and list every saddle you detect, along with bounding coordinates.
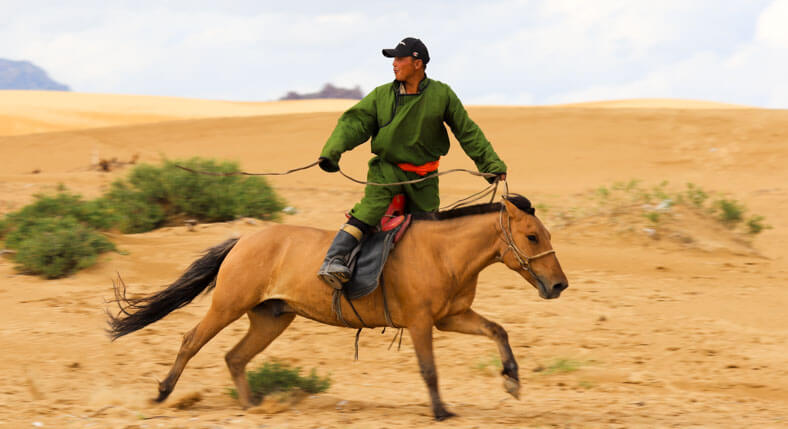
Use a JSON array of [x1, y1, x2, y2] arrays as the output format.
[[344, 195, 412, 300]]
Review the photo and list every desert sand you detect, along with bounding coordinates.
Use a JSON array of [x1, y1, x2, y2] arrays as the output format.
[[0, 90, 356, 136], [554, 98, 751, 109], [0, 92, 786, 428]]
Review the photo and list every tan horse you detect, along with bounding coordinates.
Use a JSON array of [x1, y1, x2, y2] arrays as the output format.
[[108, 194, 568, 421]]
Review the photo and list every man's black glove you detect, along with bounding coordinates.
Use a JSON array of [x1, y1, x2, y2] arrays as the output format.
[[486, 172, 507, 184], [318, 157, 340, 173]]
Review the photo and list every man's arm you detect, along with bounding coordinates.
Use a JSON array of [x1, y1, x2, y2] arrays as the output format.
[[319, 92, 379, 172], [443, 86, 507, 180]]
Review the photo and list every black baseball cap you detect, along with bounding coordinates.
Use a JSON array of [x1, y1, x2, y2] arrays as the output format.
[[382, 37, 430, 64]]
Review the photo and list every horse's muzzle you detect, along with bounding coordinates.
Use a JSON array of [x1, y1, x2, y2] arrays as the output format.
[[531, 273, 569, 300], [548, 281, 569, 299]]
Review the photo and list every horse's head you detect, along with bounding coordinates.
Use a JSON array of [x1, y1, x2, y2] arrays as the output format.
[[498, 195, 568, 300]]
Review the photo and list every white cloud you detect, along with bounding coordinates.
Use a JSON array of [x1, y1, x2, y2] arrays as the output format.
[[756, 0, 788, 46], [1, 1, 785, 107], [545, 52, 723, 104], [542, 0, 788, 107]]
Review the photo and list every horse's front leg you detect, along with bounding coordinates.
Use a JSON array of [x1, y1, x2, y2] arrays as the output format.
[[408, 318, 456, 421], [435, 309, 520, 399]]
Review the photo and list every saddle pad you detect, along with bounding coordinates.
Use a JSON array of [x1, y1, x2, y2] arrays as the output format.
[[344, 218, 408, 300]]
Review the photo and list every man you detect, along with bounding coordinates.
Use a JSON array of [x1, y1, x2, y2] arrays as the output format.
[[317, 37, 507, 289]]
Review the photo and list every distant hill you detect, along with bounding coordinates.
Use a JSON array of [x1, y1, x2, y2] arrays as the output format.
[[280, 83, 362, 100], [0, 59, 70, 91]]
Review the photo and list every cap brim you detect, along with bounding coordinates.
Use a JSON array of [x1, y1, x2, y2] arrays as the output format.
[[382, 48, 399, 58]]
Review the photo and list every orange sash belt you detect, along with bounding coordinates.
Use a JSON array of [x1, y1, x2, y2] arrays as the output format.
[[397, 159, 440, 176]]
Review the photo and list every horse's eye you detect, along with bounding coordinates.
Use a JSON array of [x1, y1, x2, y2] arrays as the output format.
[[527, 235, 538, 243]]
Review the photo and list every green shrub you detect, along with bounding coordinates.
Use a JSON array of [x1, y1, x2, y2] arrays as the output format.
[[0, 189, 115, 242], [126, 163, 170, 202], [0, 157, 285, 278], [714, 199, 745, 227], [612, 179, 640, 192], [13, 217, 115, 278], [229, 361, 331, 401], [103, 182, 167, 233], [746, 215, 771, 235], [0, 189, 117, 278], [652, 181, 670, 200], [643, 211, 660, 223], [0, 217, 9, 237], [79, 198, 122, 230], [1, 190, 116, 247], [683, 183, 709, 208], [104, 158, 285, 232], [473, 355, 503, 371], [573, 180, 770, 236], [536, 358, 584, 375], [160, 159, 242, 220], [165, 159, 284, 222], [296, 368, 333, 395]]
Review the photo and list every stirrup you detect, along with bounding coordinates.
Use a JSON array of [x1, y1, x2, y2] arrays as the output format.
[[318, 272, 347, 290]]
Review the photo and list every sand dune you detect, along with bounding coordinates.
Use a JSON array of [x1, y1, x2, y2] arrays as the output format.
[[554, 98, 752, 109], [0, 91, 787, 427], [0, 90, 356, 136], [1, 91, 754, 137]]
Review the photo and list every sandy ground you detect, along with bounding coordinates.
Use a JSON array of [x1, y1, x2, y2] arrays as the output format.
[[0, 93, 787, 428], [0, 90, 355, 136]]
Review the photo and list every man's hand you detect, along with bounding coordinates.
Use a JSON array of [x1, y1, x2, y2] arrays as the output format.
[[486, 172, 507, 184], [318, 157, 340, 173]]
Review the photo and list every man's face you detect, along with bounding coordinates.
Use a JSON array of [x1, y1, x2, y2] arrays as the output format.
[[392, 56, 422, 81]]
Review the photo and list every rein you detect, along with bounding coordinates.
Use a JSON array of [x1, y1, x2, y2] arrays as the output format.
[[175, 160, 322, 177], [175, 160, 496, 185], [175, 159, 502, 210]]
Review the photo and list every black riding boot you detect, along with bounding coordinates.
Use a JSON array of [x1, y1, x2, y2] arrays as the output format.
[[317, 225, 363, 289]]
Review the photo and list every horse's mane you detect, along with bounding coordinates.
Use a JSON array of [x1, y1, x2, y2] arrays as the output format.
[[412, 194, 535, 221]]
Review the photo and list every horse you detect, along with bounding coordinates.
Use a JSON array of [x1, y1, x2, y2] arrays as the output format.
[[107, 194, 568, 421]]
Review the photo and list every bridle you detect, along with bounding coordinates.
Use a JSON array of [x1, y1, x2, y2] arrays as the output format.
[[497, 204, 555, 276]]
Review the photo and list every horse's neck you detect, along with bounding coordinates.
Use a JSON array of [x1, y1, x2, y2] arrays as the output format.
[[411, 212, 501, 281]]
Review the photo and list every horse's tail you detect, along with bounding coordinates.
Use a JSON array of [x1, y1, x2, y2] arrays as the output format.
[[106, 237, 240, 340]]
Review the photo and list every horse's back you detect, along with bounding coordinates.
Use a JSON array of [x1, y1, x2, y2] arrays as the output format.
[[221, 223, 332, 278], [211, 224, 334, 312]]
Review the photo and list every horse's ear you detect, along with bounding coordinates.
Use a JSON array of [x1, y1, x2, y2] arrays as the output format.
[[502, 194, 535, 217], [502, 197, 521, 217]]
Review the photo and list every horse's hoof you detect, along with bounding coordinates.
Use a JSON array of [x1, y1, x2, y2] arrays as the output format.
[[503, 375, 520, 400], [154, 388, 171, 403], [434, 409, 457, 421], [240, 396, 261, 410]]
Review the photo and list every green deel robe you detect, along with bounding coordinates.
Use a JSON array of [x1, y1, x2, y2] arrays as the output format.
[[320, 77, 507, 226]]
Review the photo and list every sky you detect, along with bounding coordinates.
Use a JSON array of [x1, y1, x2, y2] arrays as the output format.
[[2, 0, 788, 107]]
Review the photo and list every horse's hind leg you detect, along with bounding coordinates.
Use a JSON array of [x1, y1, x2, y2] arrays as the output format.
[[156, 305, 242, 402], [435, 309, 520, 399], [225, 300, 295, 408]]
